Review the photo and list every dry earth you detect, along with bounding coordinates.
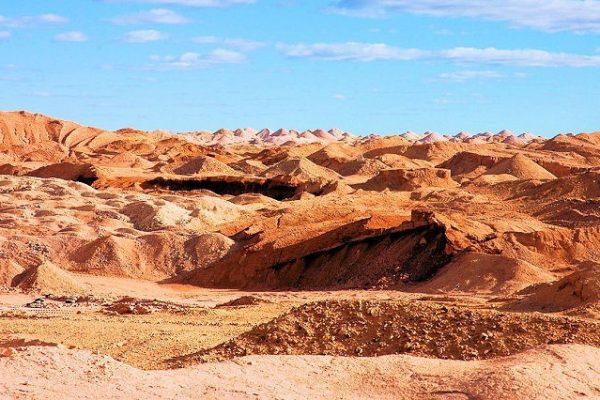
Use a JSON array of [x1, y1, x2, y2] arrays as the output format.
[[1, 111, 600, 399]]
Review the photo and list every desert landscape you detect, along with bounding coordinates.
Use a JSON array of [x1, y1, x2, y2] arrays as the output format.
[[0, 110, 599, 398]]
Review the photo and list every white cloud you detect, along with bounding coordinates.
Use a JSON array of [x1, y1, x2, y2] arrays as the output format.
[[279, 42, 600, 67], [278, 42, 428, 61], [0, 31, 10, 40], [124, 29, 167, 42], [192, 36, 265, 51], [39, 14, 69, 24], [328, 0, 600, 33], [439, 70, 505, 81], [32, 91, 52, 97], [0, 13, 68, 28], [333, 93, 347, 100], [107, 0, 254, 6], [441, 47, 600, 67], [111, 8, 189, 25], [54, 31, 88, 42], [148, 48, 246, 69]]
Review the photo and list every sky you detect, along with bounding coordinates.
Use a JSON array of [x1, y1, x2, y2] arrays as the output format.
[[0, 0, 599, 136]]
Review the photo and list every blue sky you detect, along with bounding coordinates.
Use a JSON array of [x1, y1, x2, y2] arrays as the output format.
[[1, 0, 599, 136]]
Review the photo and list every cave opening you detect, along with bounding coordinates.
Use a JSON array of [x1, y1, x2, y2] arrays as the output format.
[[141, 177, 299, 200]]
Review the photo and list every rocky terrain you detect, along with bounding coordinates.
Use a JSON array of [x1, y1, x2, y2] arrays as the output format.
[[1, 110, 600, 399]]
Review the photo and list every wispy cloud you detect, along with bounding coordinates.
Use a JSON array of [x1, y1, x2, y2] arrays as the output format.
[[439, 70, 505, 82], [441, 47, 600, 67], [148, 49, 246, 70], [32, 91, 52, 97], [278, 42, 428, 61], [328, 0, 600, 33], [106, 0, 255, 7], [124, 29, 167, 43], [192, 36, 265, 51], [111, 9, 189, 25], [0, 13, 68, 28], [333, 93, 347, 100], [278, 42, 600, 67], [0, 31, 10, 40], [54, 31, 88, 42], [39, 14, 69, 24]]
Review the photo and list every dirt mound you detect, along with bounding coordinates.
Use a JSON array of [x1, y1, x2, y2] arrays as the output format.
[[104, 297, 189, 315], [402, 142, 471, 163], [484, 154, 556, 180], [0, 111, 80, 147], [508, 263, 600, 315], [26, 162, 99, 183], [413, 252, 555, 295], [0, 163, 29, 176], [69, 235, 143, 277], [437, 151, 509, 178], [15, 261, 86, 295], [540, 132, 600, 163], [106, 152, 154, 169], [178, 300, 600, 365], [121, 201, 192, 231], [228, 193, 280, 207], [229, 158, 267, 175], [188, 212, 455, 290], [0, 259, 25, 287], [359, 168, 458, 191], [337, 157, 388, 176], [261, 157, 340, 182], [374, 154, 427, 169], [417, 132, 447, 144], [186, 195, 246, 227], [519, 171, 600, 200], [216, 296, 271, 308], [307, 143, 361, 172], [356, 135, 410, 153], [173, 156, 238, 176]]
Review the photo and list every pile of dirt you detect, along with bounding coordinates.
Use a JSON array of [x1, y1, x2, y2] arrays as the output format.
[[229, 158, 267, 175], [307, 143, 361, 172], [69, 235, 143, 277], [519, 171, 600, 200], [69, 232, 234, 279], [176, 300, 600, 365], [261, 157, 340, 183], [189, 212, 455, 290], [374, 154, 427, 170], [173, 156, 239, 176], [107, 152, 154, 169], [508, 263, 600, 316], [26, 162, 98, 183], [228, 193, 280, 207], [437, 151, 509, 178], [162, 195, 247, 227], [15, 261, 86, 295], [356, 135, 409, 153], [0, 163, 29, 176], [358, 168, 458, 191], [402, 142, 470, 163], [337, 157, 389, 176], [483, 154, 556, 180], [121, 201, 192, 231], [104, 297, 190, 315], [0, 259, 25, 287], [216, 296, 271, 308], [413, 252, 555, 295]]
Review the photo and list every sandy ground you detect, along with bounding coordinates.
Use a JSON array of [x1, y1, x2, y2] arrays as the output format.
[[1, 344, 599, 399]]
